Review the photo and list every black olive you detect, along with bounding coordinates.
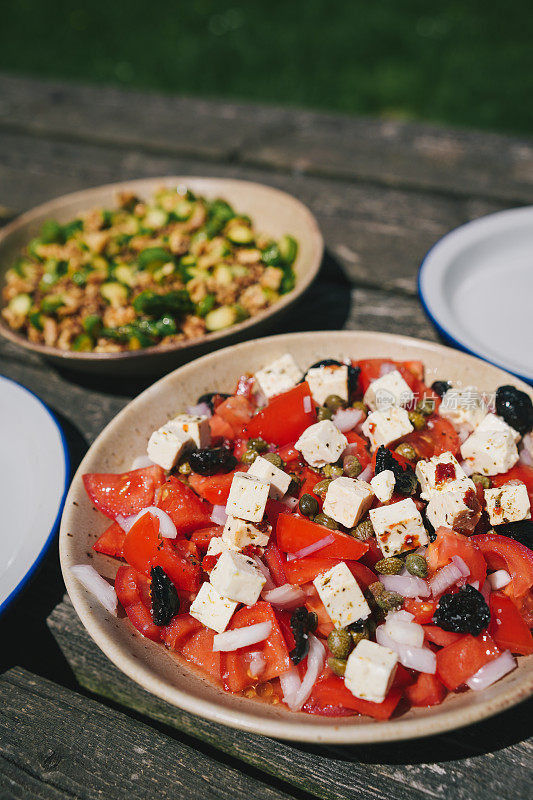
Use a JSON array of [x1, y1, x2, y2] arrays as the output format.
[[304, 359, 360, 394], [494, 520, 533, 547], [197, 392, 231, 413], [289, 606, 316, 665], [495, 385, 533, 436], [374, 445, 418, 495], [431, 380, 452, 397], [189, 446, 237, 476], [150, 566, 180, 626], [433, 584, 490, 636]]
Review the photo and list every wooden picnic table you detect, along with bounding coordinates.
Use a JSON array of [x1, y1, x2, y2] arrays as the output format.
[[0, 72, 532, 800]]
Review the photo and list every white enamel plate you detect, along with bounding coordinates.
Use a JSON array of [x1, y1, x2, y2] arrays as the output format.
[[419, 206, 533, 385], [0, 376, 69, 615]]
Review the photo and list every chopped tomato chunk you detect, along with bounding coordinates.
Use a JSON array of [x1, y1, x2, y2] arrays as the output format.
[[83, 465, 165, 519], [181, 627, 221, 680], [285, 556, 376, 588], [246, 382, 316, 446], [423, 625, 463, 647], [276, 513, 369, 560], [436, 632, 500, 690], [163, 613, 202, 650], [93, 521, 126, 558], [190, 525, 224, 552], [489, 592, 533, 655], [216, 395, 254, 435], [156, 476, 213, 534], [472, 532, 533, 600], [405, 672, 446, 707], [303, 670, 402, 719], [114, 565, 162, 641], [189, 468, 246, 505], [403, 597, 438, 624], [209, 413, 235, 441], [427, 527, 487, 588], [263, 540, 288, 586]]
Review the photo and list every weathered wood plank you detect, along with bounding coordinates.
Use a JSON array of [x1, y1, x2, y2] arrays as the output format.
[[0, 130, 501, 294], [1, 72, 532, 204], [46, 597, 533, 800], [0, 667, 299, 800]]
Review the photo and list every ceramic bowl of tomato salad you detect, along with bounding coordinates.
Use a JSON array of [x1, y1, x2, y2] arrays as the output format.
[[60, 330, 533, 743]]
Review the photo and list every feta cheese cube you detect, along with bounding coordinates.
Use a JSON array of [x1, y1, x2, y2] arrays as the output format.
[[363, 369, 414, 412], [370, 470, 395, 503], [189, 581, 237, 633], [225, 473, 270, 522], [313, 562, 370, 628], [439, 386, 487, 431], [295, 420, 348, 468], [484, 482, 531, 525], [344, 639, 398, 704], [305, 364, 349, 406], [475, 412, 520, 443], [415, 452, 474, 500], [254, 354, 302, 399], [222, 515, 271, 549], [168, 413, 211, 449], [247, 454, 291, 500], [147, 424, 193, 470], [370, 498, 429, 557], [210, 550, 266, 606], [426, 487, 479, 532], [323, 477, 374, 528], [361, 406, 413, 450], [460, 430, 519, 476], [206, 536, 238, 557]]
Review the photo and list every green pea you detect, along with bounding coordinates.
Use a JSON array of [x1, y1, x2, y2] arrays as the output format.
[[313, 479, 331, 500], [241, 449, 259, 465], [395, 442, 417, 461], [328, 657, 347, 677], [313, 513, 338, 530], [405, 553, 428, 578], [343, 455, 362, 478], [472, 473, 491, 489], [408, 411, 426, 431], [327, 629, 352, 659], [317, 406, 333, 421], [375, 557, 404, 575], [248, 437, 268, 453], [324, 394, 346, 412], [299, 493, 319, 518], [178, 460, 192, 476], [261, 452, 283, 469], [350, 519, 374, 541], [323, 463, 343, 479]]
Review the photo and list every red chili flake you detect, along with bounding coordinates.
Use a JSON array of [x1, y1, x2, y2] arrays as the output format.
[[435, 462, 456, 483]]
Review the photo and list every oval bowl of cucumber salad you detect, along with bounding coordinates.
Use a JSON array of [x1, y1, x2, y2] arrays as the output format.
[[0, 177, 323, 375], [60, 331, 533, 743]]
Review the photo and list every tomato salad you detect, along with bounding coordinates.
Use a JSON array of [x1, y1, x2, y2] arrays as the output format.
[[73, 354, 533, 720]]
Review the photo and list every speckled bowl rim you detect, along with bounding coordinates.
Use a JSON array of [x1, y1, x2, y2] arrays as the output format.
[[0, 177, 323, 362], [60, 331, 533, 743]]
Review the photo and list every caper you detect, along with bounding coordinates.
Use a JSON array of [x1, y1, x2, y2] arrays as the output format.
[[323, 463, 343, 479], [313, 479, 331, 500], [324, 394, 346, 412], [350, 625, 370, 647], [395, 442, 417, 461], [314, 513, 339, 530], [350, 519, 374, 541], [343, 454, 362, 478], [299, 493, 319, 518], [328, 657, 347, 677], [178, 460, 192, 476], [375, 557, 404, 575], [261, 452, 283, 469], [472, 473, 491, 489], [408, 411, 426, 431], [241, 448, 259, 465], [376, 590, 404, 612], [368, 581, 385, 600], [317, 406, 333, 421], [352, 400, 368, 413], [327, 628, 352, 659], [405, 553, 428, 578], [248, 437, 268, 453], [416, 398, 435, 416], [288, 475, 302, 495]]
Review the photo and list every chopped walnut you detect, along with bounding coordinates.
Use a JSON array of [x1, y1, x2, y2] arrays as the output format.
[[260, 267, 283, 291], [236, 248, 262, 265], [94, 339, 123, 353], [117, 191, 139, 211], [84, 231, 110, 254], [168, 227, 190, 255], [187, 277, 208, 303], [239, 284, 268, 314], [103, 306, 136, 328], [181, 315, 206, 339], [183, 203, 206, 232], [43, 317, 58, 346]]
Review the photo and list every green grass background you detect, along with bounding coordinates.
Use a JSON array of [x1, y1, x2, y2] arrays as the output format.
[[1, 0, 532, 135]]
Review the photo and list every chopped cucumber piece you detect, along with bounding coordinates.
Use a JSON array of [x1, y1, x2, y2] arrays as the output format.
[[72, 333, 93, 352], [27, 238, 44, 260], [261, 243, 283, 266], [100, 282, 129, 308], [174, 199, 194, 221], [279, 234, 298, 265], [115, 264, 138, 287], [132, 289, 193, 317], [28, 310, 43, 331], [40, 219, 65, 245], [213, 264, 233, 286], [152, 262, 176, 283], [196, 293, 216, 318], [233, 303, 249, 323], [226, 224, 254, 246], [231, 264, 249, 279], [280, 268, 296, 294], [262, 287, 280, 304], [204, 305, 237, 331], [143, 208, 168, 229], [62, 219, 83, 239], [137, 247, 172, 271], [8, 293, 31, 317], [82, 314, 103, 337], [40, 295, 65, 315]]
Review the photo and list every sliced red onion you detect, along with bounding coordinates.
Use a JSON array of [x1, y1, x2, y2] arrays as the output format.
[[254, 386, 267, 407], [71, 565, 118, 616], [246, 650, 267, 678], [249, 556, 275, 591], [487, 569, 511, 590], [379, 362, 397, 377], [280, 495, 299, 510], [131, 454, 155, 470], [466, 651, 516, 691], [386, 609, 415, 623], [262, 583, 305, 608], [376, 625, 436, 674], [384, 618, 424, 647], [429, 562, 463, 597], [115, 513, 137, 532], [286, 533, 335, 562], [279, 667, 302, 709], [519, 443, 533, 466], [210, 504, 228, 525], [134, 506, 177, 538], [332, 407, 363, 433], [469, 580, 480, 590], [380, 574, 430, 598], [212, 621, 272, 652], [359, 464, 373, 483], [186, 402, 212, 418], [291, 634, 326, 711], [451, 555, 470, 577], [303, 395, 312, 414]]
